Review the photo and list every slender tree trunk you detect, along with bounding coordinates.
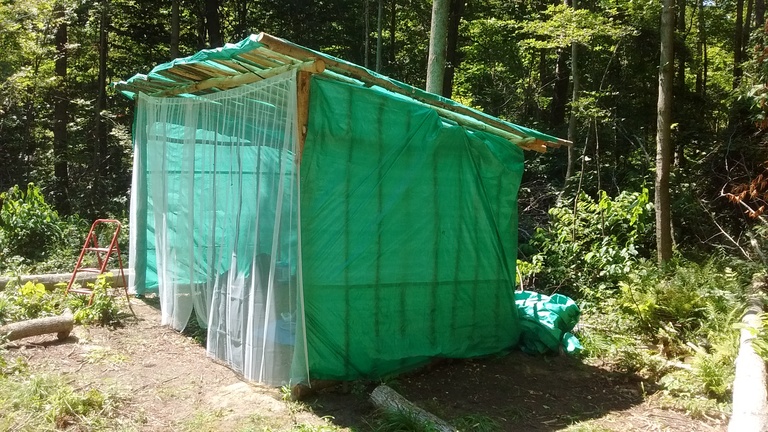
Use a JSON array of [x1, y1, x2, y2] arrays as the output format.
[[734, 0, 745, 88], [205, 0, 222, 47], [365, 0, 370, 68], [696, 0, 705, 95], [442, 0, 463, 97], [757, 0, 765, 28], [564, 0, 578, 184], [95, 0, 109, 180], [53, 3, 70, 216], [196, 0, 206, 50], [426, 0, 449, 94], [171, 0, 180, 58], [656, 0, 675, 264], [552, 0, 571, 130], [676, 0, 686, 91], [390, 0, 396, 65], [745, 0, 754, 48], [376, 0, 383, 72], [237, 0, 248, 39], [674, 0, 686, 168]]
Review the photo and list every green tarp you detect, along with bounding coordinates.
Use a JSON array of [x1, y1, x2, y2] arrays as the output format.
[[299, 77, 524, 379]]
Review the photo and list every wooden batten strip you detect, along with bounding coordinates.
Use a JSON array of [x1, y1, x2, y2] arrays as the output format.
[[175, 64, 217, 80], [256, 33, 563, 147], [192, 62, 239, 77], [237, 51, 283, 68], [149, 60, 326, 98], [211, 59, 250, 73], [154, 69, 194, 83], [160, 67, 203, 82], [253, 46, 297, 64]]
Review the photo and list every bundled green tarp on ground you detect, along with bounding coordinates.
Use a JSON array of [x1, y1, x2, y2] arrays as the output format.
[[515, 290, 582, 355]]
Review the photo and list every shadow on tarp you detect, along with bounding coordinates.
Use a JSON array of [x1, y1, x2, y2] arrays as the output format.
[[306, 350, 654, 431]]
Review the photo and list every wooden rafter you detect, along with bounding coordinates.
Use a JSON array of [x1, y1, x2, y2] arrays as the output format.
[[148, 60, 325, 98]]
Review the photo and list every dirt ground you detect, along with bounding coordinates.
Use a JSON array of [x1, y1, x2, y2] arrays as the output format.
[[5, 298, 727, 431]]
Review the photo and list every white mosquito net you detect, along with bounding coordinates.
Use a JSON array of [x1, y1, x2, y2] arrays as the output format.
[[128, 71, 308, 386]]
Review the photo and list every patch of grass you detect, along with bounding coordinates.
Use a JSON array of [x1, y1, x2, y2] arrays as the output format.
[[84, 346, 129, 365], [178, 408, 226, 432], [453, 413, 501, 431], [561, 422, 616, 432], [0, 366, 121, 431], [371, 409, 440, 432]]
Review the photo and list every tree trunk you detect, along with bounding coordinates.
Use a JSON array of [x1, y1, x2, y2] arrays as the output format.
[[390, 0, 396, 65], [376, 0, 383, 72], [53, 3, 71, 216], [676, 0, 686, 92], [552, 0, 571, 130], [237, 0, 248, 39], [426, 0, 449, 94], [734, 0, 745, 89], [441, 0, 463, 98], [205, 0, 222, 47], [365, 0, 370, 68], [95, 0, 109, 179], [171, 0, 180, 58], [696, 0, 705, 95], [757, 0, 765, 29], [196, 0, 206, 50], [656, 0, 675, 264], [564, 0, 579, 185]]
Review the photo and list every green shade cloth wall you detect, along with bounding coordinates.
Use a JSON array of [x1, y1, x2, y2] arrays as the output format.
[[299, 76, 525, 380]]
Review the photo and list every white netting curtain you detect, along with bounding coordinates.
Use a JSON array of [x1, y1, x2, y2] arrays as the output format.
[[131, 72, 307, 385]]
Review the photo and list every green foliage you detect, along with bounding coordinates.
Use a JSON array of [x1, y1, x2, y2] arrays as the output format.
[[0, 183, 62, 261], [0, 275, 122, 327], [529, 189, 653, 296], [518, 4, 632, 50], [0, 371, 119, 430], [372, 410, 439, 432], [452, 414, 501, 432], [0, 280, 65, 325], [69, 275, 121, 326]]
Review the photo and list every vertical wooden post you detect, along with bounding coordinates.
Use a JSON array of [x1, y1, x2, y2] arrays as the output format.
[[296, 71, 311, 163]]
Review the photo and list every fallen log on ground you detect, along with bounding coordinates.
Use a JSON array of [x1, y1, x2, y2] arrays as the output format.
[[0, 312, 74, 342], [370, 384, 455, 432], [0, 270, 129, 292], [729, 275, 768, 432]]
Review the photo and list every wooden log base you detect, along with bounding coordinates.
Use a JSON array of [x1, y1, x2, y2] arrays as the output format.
[[0, 313, 75, 342], [370, 384, 455, 432]]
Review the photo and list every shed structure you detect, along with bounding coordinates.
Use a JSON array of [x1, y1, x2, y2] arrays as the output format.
[[117, 33, 566, 386]]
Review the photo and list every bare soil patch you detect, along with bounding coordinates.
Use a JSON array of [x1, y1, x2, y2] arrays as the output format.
[[5, 298, 727, 431]]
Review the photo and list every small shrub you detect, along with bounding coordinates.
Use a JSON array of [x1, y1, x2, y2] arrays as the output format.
[[70, 275, 121, 326], [0, 183, 63, 262], [528, 188, 653, 296]]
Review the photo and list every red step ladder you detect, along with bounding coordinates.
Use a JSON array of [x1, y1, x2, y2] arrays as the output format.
[[65, 219, 129, 305]]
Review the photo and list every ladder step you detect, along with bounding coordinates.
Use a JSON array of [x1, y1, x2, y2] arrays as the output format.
[[68, 288, 93, 295], [84, 247, 111, 253], [77, 268, 104, 273]]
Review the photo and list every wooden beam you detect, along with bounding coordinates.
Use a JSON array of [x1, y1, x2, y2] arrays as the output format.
[[149, 60, 325, 98], [256, 33, 559, 146], [296, 70, 312, 162]]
